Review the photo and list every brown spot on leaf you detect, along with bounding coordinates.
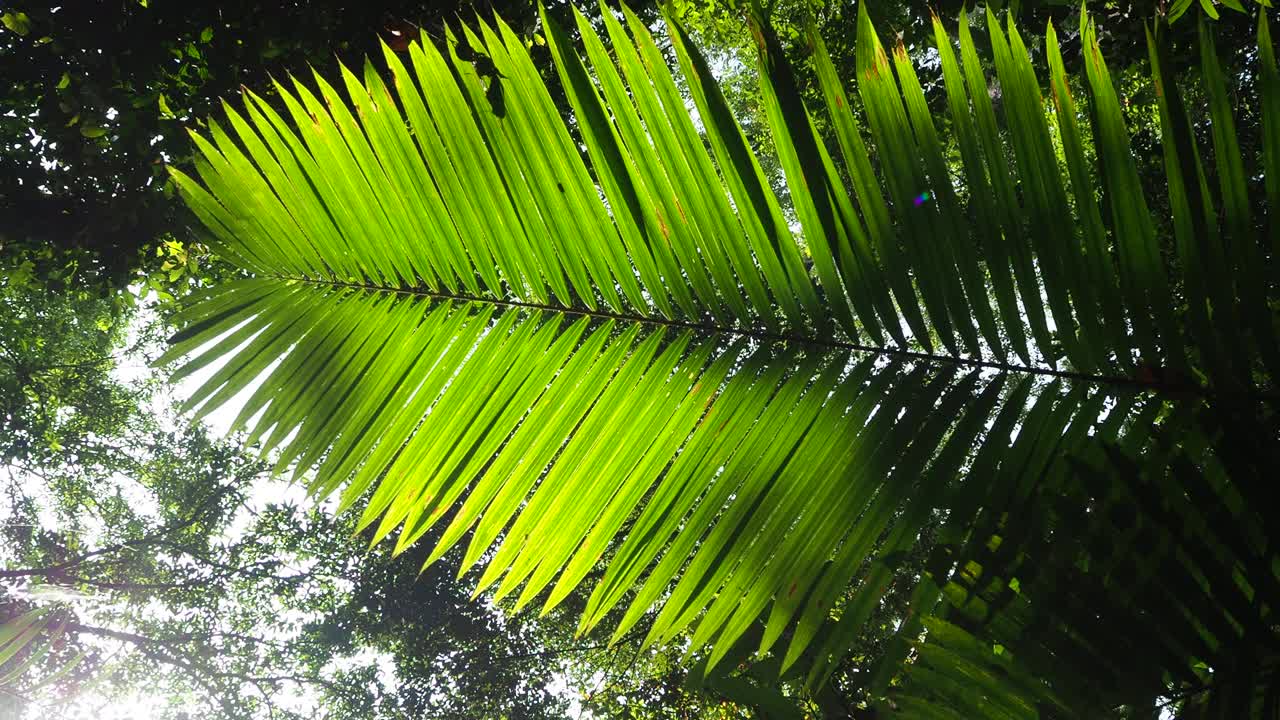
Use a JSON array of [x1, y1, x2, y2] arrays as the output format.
[[655, 208, 671, 242]]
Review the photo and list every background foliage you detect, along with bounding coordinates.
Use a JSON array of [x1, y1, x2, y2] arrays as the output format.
[[3, 0, 1279, 717]]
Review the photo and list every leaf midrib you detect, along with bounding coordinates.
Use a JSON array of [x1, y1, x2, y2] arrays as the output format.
[[278, 274, 1224, 398]]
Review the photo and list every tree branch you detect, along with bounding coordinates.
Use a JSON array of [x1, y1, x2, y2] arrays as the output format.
[[0, 484, 235, 580], [67, 621, 338, 692]]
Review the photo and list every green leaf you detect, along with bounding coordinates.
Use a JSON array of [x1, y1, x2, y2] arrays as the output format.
[[807, 20, 916, 347], [956, 9, 1057, 364], [1168, 0, 1196, 21], [1261, 10, 1280, 259], [158, 4, 1280, 702], [1199, 15, 1280, 380], [1080, 8, 1183, 369], [1, 11, 31, 36], [749, 7, 865, 341], [663, 9, 821, 328], [0, 608, 49, 670]]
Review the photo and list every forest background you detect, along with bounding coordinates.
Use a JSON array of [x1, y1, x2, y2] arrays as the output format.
[[1, 0, 1272, 718]]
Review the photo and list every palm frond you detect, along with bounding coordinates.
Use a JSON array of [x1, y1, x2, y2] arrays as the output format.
[[161, 0, 1280, 708], [883, 397, 1280, 717], [158, 274, 1176, 685], [0, 606, 85, 693]]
